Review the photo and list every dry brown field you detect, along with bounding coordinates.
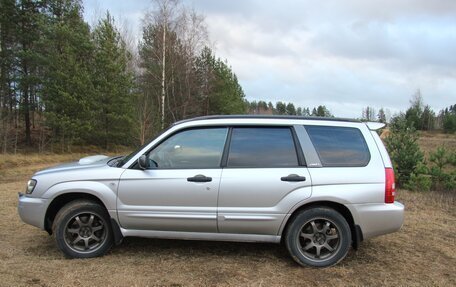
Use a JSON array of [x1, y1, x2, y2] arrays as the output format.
[[418, 131, 456, 155], [0, 133, 455, 286]]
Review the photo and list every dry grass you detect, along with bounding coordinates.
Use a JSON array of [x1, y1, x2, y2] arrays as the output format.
[[418, 131, 456, 156], [0, 155, 455, 286], [0, 153, 121, 183]]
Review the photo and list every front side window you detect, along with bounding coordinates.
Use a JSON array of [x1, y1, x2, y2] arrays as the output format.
[[227, 127, 299, 167], [305, 125, 370, 167], [149, 128, 228, 169]]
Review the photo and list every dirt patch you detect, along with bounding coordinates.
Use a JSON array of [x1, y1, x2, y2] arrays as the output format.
[[1, 156, 455, 286]]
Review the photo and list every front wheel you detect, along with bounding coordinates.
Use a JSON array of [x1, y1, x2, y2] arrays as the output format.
[[52, 200, 113, 258], [285, 207, 351, 267]]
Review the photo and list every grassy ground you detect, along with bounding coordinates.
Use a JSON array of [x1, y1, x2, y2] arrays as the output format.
[[418, 131, 456, 156], [1, 136, 455, 286]]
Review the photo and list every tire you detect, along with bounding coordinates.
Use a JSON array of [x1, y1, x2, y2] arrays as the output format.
[[52, 200, 113, 258], [285, 207, 351, 267]]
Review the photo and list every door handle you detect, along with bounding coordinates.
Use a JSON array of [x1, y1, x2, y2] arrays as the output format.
[[187, 174, 212, 182], [281, 174, 306, 182]]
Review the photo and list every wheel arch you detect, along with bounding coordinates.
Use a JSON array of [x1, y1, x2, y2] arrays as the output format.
[[280, 201, 363, 248], [44, 193, 107, 234]]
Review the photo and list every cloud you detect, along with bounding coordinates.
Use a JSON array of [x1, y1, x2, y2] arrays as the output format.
[[196, 0, 456, 116], [84, 0, 456, 117]]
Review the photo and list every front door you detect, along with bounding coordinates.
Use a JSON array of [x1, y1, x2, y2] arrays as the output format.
[[117, 127, 228, 233]]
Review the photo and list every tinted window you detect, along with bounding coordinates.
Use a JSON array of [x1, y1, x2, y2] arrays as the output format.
[[149, 128, 227, 169], [305, 126, 370, 167], [227, 127, 299, 167]]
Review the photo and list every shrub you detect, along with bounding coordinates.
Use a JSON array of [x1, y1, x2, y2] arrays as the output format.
[[404, 163, 431, 192], [428, 147, 456, 192], [385, 116, 424, 187]]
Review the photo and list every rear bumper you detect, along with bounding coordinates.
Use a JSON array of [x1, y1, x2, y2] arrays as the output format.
[[347, 201, 404, 239], [18, 192, 48, 230]]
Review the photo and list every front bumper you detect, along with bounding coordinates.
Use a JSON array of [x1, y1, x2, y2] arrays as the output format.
[[347, 201, 404, 239], [18, 192, 48, 230]]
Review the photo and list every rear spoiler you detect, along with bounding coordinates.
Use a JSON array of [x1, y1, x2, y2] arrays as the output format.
[[366, 122, 386, 131]]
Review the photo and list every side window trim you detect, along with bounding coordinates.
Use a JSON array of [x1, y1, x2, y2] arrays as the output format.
[[220, 127, 233, 168], [290, 126, 307, 166], [294, 125, 322, 168]]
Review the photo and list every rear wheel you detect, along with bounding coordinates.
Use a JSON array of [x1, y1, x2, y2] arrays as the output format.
[[52, 200, 113, 258], [285, 207, 351, 267]]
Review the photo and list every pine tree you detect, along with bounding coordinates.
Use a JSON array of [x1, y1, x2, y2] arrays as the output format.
[[17, 0, 45, 146], [377, 108, 386, 123], [0, 0, 19, 151], [275, 102, 286, 115], [41, 0, 94, 150], [195, 47, 246, 115], [286, 103, 296, 115], [91, 12, 134, 148]]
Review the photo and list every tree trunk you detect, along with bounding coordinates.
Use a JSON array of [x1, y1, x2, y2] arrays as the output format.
[[23, 87, 32, 145], [161, 20, 166, 129]]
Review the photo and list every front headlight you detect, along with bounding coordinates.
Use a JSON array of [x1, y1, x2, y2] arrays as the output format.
[[26, 179, 37, 194]]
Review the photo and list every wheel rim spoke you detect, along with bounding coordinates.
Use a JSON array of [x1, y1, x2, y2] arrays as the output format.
[[300, 232, 313, 240], [315, 246, 321, 258], [310, 221, 318, 234], [322, 222, 330, 233], [92, 225, 103, 232], [91, 234, 101, 242], [323, 243, 334, 252], [304, 242, 314, 251], [83, 238, 89, 250], [326, 234, 338, 240], [67, 228, 79, 234], [72, 235, 83, 245], [88, 215, 95, 226], [74, 216, 83, 227]]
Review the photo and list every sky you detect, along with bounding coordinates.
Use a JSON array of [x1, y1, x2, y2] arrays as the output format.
[[83, 0, 456, 118]]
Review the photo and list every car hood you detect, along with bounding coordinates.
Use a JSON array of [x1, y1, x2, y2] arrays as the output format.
[[34, 155, 113, 176]]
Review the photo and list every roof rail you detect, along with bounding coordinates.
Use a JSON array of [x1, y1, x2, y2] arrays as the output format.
[[173, 115, 361, 126]]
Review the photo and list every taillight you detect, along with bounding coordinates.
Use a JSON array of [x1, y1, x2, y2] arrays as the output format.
[[385, 168, 396, 203]]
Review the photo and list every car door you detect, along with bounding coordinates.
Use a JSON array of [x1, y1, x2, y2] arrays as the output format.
[[218, 126, 312, 235], [117, 127, 228, 233]]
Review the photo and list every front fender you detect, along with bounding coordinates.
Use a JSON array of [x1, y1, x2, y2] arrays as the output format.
[[42, 180, 118, 211]]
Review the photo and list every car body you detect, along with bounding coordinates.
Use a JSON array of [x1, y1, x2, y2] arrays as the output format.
[[18, 115, 404, 267]]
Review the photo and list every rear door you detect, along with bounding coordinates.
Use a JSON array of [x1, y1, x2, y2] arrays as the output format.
[[217, 126, 312, 235]]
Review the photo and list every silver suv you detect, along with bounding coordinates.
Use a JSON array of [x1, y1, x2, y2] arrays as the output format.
[[18, 115, 404, 267]]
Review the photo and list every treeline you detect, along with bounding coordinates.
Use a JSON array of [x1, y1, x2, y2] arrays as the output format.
[[0, 0, 246, 153], [247, 100, 332, 117], [361, 90, 456, 133]]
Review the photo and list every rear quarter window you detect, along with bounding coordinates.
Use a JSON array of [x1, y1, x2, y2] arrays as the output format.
[[305, 125, 370, 167]]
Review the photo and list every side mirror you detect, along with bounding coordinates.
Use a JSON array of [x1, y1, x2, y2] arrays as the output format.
[[138, 155, 149, 170]]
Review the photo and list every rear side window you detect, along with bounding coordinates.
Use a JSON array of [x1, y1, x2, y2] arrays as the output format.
[[305, 126, 370, 167], [227, 127, 299, 167]]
